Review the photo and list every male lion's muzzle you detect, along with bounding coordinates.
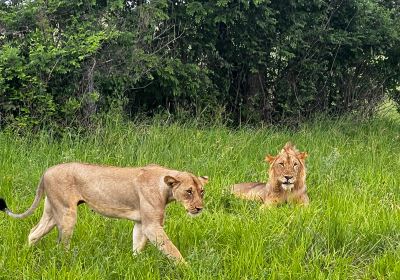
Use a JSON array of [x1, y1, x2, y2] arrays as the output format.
[[281, 175, 295, 191]]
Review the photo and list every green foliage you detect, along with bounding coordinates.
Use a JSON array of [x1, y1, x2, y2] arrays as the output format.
[[0, 0, 399, 129]]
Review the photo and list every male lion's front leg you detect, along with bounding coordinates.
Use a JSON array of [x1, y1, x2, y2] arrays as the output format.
[[260, 200, 280, 210], [132, 222, 148, 255], [296, 193, 310, 206], [260, 195, 284, 209], [142, 224, 185, 263]]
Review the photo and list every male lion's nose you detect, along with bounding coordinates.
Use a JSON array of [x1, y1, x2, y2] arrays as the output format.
[[284, 176, 293, 180]]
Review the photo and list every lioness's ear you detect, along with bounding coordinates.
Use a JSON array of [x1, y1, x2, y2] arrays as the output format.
[[198, 176, 209, 185], [265, 155, 276, 164], [297, 152, 308, 160], [164, 176, 180, 188]]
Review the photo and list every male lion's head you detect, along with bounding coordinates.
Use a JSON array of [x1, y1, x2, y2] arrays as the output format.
[[164, 173, 208, 216], [265, 142, 308, 191]]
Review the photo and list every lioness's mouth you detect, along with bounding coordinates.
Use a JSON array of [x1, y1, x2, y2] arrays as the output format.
[[187, 209, 202, 217]]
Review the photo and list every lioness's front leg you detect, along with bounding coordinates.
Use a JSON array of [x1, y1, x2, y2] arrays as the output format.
[[142, 223, 185, 263], [132, 222, 148, 255]]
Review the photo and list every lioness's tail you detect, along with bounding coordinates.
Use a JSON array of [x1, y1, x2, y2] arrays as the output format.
[[0, 177, 45, 219]]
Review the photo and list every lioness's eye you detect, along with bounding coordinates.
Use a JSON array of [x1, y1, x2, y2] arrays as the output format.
[[279, 162, 284, 166], [200, 190, 205, 196], [186, 189, 193, 195], [294, 162, 298, 167]]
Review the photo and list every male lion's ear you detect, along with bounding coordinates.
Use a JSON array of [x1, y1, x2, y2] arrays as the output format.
[[297, 152, 308, 160], [164, 176, 180, 188], [198, 176, 209, 185], [265, 155, 276, 164]]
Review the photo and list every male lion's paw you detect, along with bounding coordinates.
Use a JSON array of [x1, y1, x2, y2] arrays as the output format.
[[299, 202, 310, 207], [259, 203, 276, 210]]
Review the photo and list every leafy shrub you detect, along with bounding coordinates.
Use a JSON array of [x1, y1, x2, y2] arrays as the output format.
[[0, 0, 399, 129]]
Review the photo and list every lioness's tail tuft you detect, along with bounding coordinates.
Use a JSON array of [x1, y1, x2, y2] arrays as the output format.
[[0, 198, 7, 212]]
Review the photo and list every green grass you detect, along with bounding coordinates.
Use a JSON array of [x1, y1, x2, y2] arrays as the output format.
[[1, 114, 400, 279]]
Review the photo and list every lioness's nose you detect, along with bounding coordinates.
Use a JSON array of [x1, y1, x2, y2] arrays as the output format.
[[284, 176, 293, 180], [195, 207, 203, 212]]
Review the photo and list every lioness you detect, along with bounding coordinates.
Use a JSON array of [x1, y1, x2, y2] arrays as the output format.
[[231, 142, 309, 207], [0, 163, 208, 263]]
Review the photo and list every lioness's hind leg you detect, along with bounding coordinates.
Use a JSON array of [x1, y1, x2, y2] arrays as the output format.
[[52, 205, 78, 248], [132, 222, 148, 255], [28, 198, 56, 245]]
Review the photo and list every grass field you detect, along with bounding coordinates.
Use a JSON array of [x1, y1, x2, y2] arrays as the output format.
[[1, 113, 400, 279]]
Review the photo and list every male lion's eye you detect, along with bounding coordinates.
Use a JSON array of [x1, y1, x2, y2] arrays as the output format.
[[186, 189, 193, 195], [200, 190, 205, 196], [294, 162, 298, 167], [279, 162, 284, 166]]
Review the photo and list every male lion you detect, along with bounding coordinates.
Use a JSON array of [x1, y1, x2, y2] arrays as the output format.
[[231, 142, 309, 207], [0, 163, 208, 263]]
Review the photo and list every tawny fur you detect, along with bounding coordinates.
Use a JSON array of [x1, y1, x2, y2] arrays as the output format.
[[0, 163, 208, 263], [231, 142, 309, 207]]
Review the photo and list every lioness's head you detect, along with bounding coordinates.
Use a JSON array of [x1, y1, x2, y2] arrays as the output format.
[[265, 142, 308, 191], [164, 173, 208, 216]]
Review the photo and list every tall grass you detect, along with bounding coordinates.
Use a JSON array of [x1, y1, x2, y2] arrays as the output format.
[[1, 114, 400, 279]]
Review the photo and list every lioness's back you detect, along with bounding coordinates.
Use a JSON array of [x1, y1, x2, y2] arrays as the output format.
[[44, 162, 138, 182]]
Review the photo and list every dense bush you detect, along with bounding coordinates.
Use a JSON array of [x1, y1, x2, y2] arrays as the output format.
[[0, 0, 399, 129]]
